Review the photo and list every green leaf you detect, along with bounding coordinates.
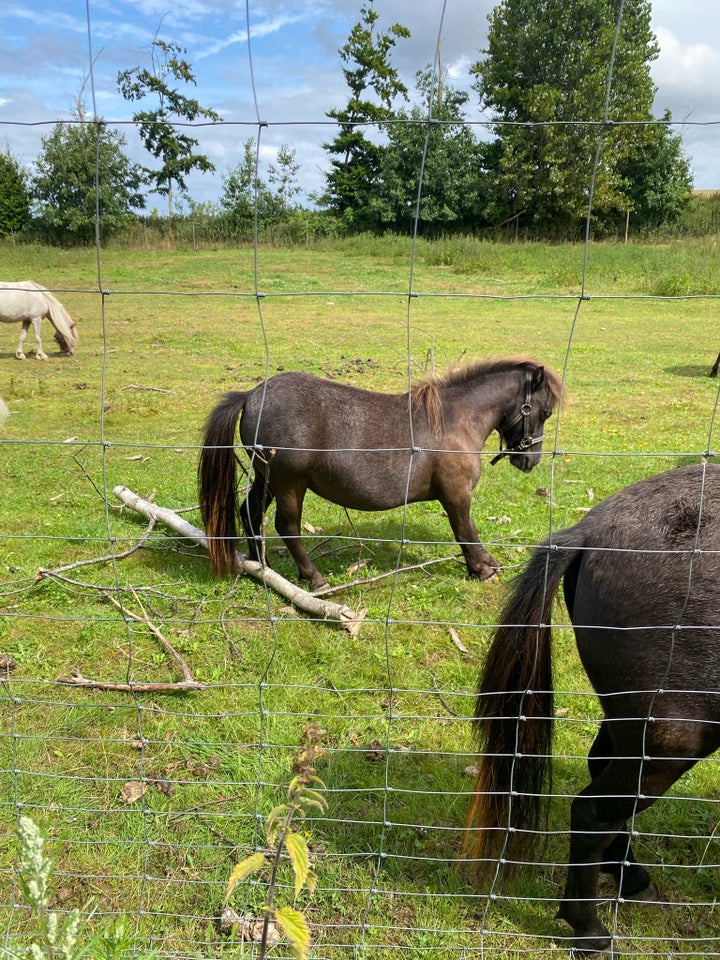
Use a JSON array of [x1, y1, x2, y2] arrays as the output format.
[[224, 852, 266, 903], [265, 803, 290, 846], [305, 868, 319, 897], [284, 831, 310, 897], [297, 787, 328, 813], [274, 905, 311, 960]]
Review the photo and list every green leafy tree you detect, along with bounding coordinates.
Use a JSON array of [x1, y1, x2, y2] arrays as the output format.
[[219, 138, 271, 235], [268, 145, 301, 216], [220, 141, 302, 236], [31, 119, 145, 245], [0, 150, 30, 236], [617, 110, 693, 232], [471, 0, 692, 235], [117, 37, 221, 217], [369, 68, 488, 235], [322, 1, 410, 230]]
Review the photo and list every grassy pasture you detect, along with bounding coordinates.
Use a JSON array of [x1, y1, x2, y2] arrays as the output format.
[[1, 236, 719, 958]]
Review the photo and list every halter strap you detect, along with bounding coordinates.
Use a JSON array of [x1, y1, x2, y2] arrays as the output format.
[[490, 369, 544, 466]]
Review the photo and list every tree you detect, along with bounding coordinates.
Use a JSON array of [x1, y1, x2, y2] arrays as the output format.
[[471, 0, 693, 235], [322, 1, 410, 230], [30, 119, 145, 245], [617, 111, 693, 232], [369, 68, 488, 235], [219, 138, 270, 236], [0, 150, 30, 236], [118, 37, 221, 217], [267, 145, 301, 216], [220, 141, 302, 237]]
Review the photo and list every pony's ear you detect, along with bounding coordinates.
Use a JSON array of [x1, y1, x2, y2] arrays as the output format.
[[531, 365, 545, 391]]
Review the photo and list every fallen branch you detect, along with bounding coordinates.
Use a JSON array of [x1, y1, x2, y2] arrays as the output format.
[[57, 671, 203, 693], [103, 586, 200, 686], [112, 485, 366, 635], [123, 383, 174, 393]]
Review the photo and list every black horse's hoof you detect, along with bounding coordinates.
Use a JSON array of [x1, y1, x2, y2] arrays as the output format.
[[557, 910, 612, 956], [623, 881, 659, 903], [468, 563, 501, 582], [569, 935, 613, 956]]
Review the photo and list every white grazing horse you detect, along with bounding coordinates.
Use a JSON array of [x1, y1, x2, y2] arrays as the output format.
[[0, 281, 79, 359]]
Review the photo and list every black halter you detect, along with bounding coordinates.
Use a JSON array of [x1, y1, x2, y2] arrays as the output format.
[[490, 369, 545, 466]]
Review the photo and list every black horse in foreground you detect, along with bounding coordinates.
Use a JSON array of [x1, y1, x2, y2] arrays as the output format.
[[710, 350, 720, 377], [199, 358, 561, 590], [466, 462, 720, 954]]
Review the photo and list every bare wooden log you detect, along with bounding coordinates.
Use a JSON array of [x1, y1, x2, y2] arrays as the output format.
[[112, 485, 366, 635], [57, 671, 204, 693]]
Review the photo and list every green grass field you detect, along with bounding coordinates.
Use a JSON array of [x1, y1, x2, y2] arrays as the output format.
[[1, 236, 719, 959]]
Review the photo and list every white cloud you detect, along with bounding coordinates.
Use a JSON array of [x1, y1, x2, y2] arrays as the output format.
[[654, 25, 720, 94], [197, 12, 311, 59]]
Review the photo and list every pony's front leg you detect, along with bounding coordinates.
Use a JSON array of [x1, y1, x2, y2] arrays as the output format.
[[31, 318, 47, 359], [440, 496, 499, 581]]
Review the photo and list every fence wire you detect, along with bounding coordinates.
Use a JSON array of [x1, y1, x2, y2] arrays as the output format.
[[1, 2, 720, 959]]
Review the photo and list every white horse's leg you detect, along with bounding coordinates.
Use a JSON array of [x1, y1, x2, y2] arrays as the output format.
[[16, 320, 30, 359], [32, 317, 48, 360]]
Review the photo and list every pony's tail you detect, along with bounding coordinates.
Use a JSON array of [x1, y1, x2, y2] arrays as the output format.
[[45, 292, 78, 352], [198, 391, 249, 575], [464, 536, 579, 881]]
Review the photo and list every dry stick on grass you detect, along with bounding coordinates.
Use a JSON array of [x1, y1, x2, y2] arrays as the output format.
[[39, 518, 205, 693], [112, 484, 367, 636]]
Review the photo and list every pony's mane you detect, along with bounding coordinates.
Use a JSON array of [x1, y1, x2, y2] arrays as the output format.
[[410, 357, 564, 432]]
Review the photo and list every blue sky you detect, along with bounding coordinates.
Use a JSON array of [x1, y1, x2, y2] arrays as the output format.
[[1, 0, 719, 210]]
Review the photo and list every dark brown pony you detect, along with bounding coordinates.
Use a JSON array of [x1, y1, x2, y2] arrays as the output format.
[[198, 358, 561, 590], [466, 462, 720, 955]]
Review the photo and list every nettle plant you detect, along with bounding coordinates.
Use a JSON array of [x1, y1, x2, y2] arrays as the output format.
[[11, 814, 154, 960], [224, 724, 328, 960]]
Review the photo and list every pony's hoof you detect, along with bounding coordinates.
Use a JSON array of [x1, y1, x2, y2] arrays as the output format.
[[468, 561, 501, 582], [624, 881, 659, 903], [569, 935, 612, 956], [16, 354, 26, 360]]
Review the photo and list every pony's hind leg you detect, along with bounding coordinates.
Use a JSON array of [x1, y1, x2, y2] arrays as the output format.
[[558, 751, 695, 955], [273, 485, 326, 591], [239, 475, 273, 564], [588, 724, 656, 900], [15, 320, 31, 359]]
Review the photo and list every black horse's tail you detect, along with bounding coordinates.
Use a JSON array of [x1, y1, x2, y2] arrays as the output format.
[[464, 532, 581, 879], [198, 391, 249, 575]]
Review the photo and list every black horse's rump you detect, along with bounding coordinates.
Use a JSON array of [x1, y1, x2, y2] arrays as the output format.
[[198, 358, 562, 590], [466, 461, 720, 954]]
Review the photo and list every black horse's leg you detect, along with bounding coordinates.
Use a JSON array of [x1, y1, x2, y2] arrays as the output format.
[[240, 475, 274, 564], [588, 724, 656, 900], [273, 485, 327, 591], [439, 494, 500, 580], [710, 350, 720, 377], [558, 752, 695, 955]]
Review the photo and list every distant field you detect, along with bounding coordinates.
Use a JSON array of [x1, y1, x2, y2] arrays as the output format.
[[1, 236, 719, 959]]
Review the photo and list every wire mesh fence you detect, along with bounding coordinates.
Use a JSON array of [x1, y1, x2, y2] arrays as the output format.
[[1, 2, 720, 958]]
